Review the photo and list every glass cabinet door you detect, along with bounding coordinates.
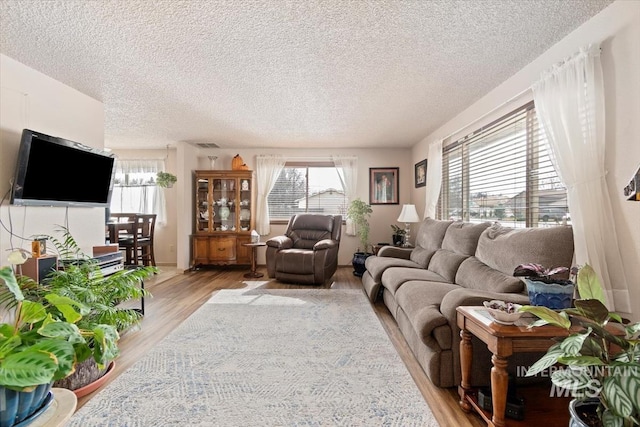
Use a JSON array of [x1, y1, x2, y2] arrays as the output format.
[[196, 177, 211, 232], [238, 178, 251, 231], [212, 178, 239, 232]]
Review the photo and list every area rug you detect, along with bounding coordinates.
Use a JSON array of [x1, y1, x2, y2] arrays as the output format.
[[68, 286, 438, 426]]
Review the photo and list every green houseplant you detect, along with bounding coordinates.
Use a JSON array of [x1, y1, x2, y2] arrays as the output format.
[[520, 264, 640, 427], [29, 227, 155, 394], [156, 171, 177, 188], [514, 262, 574, 310], [0, 266, 85, 426], [346, 198, 373, 277], [390, 224, 406, 246]]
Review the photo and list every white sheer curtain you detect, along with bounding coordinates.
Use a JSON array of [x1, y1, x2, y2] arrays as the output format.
[[424, 139, 443, 219], [256, 155, 286, 235], [532, 44, 630, 312], [110, 159, 167, 226], [333, 155, 358, 235]]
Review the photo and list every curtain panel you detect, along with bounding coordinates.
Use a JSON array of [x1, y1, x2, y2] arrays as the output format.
[[424, 139, 443, 219], [111, 159, 167, 226], [333, 155, 358, 235], [256, 155, 286, 235], [532, 44, 630, 312]]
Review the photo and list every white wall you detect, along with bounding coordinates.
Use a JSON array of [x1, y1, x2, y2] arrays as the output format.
[[412, 0, 640, 320], [164, 148, 412, 270], [0, 54, 107, 260]]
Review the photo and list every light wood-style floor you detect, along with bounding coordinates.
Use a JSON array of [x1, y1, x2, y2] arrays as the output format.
[[77, 265, 484, 426]]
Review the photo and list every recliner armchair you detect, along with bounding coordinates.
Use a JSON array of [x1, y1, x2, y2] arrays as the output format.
[[266, 214, 342, 285]]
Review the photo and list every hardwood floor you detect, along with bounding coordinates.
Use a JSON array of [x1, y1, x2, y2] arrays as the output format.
[[77, 265, 484, 426]]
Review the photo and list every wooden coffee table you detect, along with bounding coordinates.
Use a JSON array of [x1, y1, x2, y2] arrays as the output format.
[[456, 306, 572, 427]]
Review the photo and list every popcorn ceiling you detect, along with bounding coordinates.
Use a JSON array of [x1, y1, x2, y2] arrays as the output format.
[[0, 0, 613, 149]]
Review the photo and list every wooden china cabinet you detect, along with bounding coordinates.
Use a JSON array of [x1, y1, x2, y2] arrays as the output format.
[[191, 170, 255, 268]]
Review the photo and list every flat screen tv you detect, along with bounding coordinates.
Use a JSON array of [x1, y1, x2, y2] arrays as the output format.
[[10, 129, 116, 207]]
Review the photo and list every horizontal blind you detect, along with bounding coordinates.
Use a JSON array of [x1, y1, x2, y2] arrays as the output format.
[[441, 102, 568, 227], [268, 164, 347, 220]]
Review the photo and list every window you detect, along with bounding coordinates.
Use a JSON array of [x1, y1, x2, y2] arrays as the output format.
[[441, 102, 569, 228], [268, 162, 347, 220], [110, 159, 167, 225]]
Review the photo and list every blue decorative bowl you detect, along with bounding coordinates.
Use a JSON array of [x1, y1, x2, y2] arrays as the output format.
[[0, 383, 52, 427], [525, 279, 575, 310]]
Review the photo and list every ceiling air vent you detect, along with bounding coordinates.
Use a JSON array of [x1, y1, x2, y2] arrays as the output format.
[[191, 142, 220, 149]]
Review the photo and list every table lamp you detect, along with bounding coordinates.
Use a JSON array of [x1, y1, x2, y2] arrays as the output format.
[[397, 204, 420, 247]]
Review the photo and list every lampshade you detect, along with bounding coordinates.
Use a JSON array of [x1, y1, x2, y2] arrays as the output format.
[[397, 204, 420, 223]]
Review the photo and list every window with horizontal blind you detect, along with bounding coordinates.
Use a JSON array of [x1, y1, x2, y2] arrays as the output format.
[[268, 162, 347, 220], [441, 102, 569, 228]]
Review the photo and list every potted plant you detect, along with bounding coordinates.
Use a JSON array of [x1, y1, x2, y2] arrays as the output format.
[[519, 264, 640, 427], [156, 171, 177, 188], [0, 266, 84, 426], [390, 224, 406, 246], [34, 227, 155, 395], [513, 262, 574, 309], [346, 198, 373, 277]]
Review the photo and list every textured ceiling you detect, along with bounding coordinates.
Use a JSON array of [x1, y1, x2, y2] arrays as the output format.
[[0, 0, 613, 149]]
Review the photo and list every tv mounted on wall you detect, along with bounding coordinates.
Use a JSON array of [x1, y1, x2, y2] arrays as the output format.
[[10, 129, 116, 208]]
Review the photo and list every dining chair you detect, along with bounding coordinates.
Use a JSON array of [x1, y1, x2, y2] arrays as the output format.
[[117, 214, 157, 267]]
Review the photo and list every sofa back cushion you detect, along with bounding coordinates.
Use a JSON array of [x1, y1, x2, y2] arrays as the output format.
[[287, 214, 341, 249], [455, 257, 524, 292], [427, 221, 491, 282], [409, 218, 453, 268], [475, 223, 574, 277]]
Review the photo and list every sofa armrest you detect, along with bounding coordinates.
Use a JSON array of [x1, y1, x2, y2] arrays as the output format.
[[266, 236, 293, 249], [313, 239, 337, 251], [440, 288, 530, 329], [376, 246, 413, 259]]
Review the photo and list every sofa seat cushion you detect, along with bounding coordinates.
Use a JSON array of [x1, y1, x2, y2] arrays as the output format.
[[364, 256, 422, 282], [275, 249, 315, 274], [381, 267, 449, 296], [394, 280, 460, 350]]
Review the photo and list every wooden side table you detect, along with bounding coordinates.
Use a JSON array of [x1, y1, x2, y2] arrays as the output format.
[[456, 306, 571, 427], [242, 242, 266, 278]]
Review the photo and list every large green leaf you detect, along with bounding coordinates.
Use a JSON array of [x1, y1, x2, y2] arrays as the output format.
[[560, 331, 591, 356], [525, 343, 564, 377], [45, 293, 86, 323], [30, 339, 76, 381], [519, 305, 571, 329], [0, 266, 23, 301], [557, 355, 605, 367], [19, 300, 47, 324], [577, 264, 606, 304], [0, 334, 21, 359], [601, 409, 624, 427], [38, 321, 84, 344], [603, 376, 635, 418], [0, 348, 57, 388], [90, 324, 120, 368], [574, 299, 610, 325], [614, 367, 640, 414], [550, 366, 592, 391]]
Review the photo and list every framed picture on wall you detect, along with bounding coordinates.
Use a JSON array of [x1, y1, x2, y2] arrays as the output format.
[[369, 167, 399, 205], [415, 159, 427, 188]]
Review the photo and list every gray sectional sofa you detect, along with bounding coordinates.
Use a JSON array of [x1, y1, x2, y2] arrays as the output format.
[[362, 218, 574, 387]]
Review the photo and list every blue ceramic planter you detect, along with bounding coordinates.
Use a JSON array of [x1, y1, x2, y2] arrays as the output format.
[[0, 383, 52, 427], [525, 279, 574, 309]]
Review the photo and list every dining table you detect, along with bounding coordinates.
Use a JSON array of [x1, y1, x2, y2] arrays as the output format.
[[105, 220, 134, 245]]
